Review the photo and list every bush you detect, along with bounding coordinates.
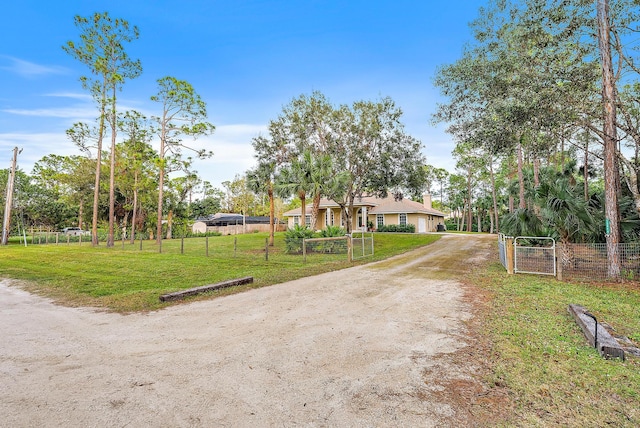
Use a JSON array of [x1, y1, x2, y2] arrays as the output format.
[[284, 224, 315, 253], [319, 225, 345, 237], [444, 219, 458, 231], [377, 224, 416, 233]]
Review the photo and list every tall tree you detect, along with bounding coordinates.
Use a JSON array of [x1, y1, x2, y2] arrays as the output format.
[[64, 12, 142, 246], [597, 0, 622, 276], [151, 76, 214, 245], [117, 110, 156, 243], [329, 98, 426, 232]]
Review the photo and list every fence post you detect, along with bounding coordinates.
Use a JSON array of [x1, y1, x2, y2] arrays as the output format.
[[556, 243, 563, 281], [303, 238, 307, 263], [347, 234, 353, 262], [181, 237, 184, 255], [506, 237, 515, 274], [265, 237, 269, 261], [206, 236, 209, 257], [234, 237, 237, 257]]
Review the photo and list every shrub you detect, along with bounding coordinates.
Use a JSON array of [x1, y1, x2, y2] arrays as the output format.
[[319, 225, 345, 237], [378, 224, 416, 233], [284, 224, 315, 253]]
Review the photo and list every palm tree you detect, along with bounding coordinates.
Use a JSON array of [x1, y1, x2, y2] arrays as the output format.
[[246, 161, 276, 246], [276, 152, 312, 229]]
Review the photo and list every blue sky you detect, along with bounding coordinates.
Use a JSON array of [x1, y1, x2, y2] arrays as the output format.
[[0, 0, 486, 190]]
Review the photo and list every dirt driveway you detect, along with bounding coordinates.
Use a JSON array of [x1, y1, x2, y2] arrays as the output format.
[[0, 234, 496, 427]]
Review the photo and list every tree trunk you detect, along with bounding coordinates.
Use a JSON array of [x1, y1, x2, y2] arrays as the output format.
[[107, 84, 117, 248], [310, 193, 321, 230], [597, 0, 622, 277], [166, 209, 173, 239], [584, 138, 589, 201], [268, 185, 275, 246], [489, 208, 494, 234], [299, 191, 307, 228], [130, 171, 138, 244], [78, 199, 84, 230], [517, 140, 526, 209], [91, 80, 108, 246], [489, 159, 499, 233], [466, 165, 473, 232]]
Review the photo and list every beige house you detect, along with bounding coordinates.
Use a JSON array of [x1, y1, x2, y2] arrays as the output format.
[[283, 194, 446, 233]]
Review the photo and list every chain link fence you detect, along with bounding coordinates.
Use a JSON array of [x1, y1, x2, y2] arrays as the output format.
[[560, 243, 640, 281], [499, 235, 640, 281]]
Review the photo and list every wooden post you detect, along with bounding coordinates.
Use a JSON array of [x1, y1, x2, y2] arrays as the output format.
[[303, 238, 307, 263], [506, 238, 515, 274], [347, 234, 353, 263], [265, 237, 269, 261], [55, 233, 59, 245], [556, 244, 563, 281], [234, 237, 237, 257], [181, 237, 184, 254]]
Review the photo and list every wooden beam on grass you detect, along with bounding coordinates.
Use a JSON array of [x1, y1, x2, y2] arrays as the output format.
[[568, 304, 625, 360], [159, 277, 254, 302]]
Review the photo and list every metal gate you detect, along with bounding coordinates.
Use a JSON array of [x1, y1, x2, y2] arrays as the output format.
[[514, 236, 556, 276], [351, 232, 374, 260]]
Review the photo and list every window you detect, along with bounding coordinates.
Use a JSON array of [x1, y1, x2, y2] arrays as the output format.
[[305, 215, 311, 227], [330, 210, 335, 226], [376, 214, 384, 228], [293, 216, 300, 226], [399, 213, 407, 226]]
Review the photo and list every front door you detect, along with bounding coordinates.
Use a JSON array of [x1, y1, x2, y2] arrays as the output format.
[[418, 218, 426, 233]]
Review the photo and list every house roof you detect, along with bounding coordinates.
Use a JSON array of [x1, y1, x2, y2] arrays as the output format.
[[194, 213, 282, 226], [283, 195, 445, 217]]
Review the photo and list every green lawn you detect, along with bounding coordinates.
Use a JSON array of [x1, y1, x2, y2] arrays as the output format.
[[0, 232, 440, 312], [471, 264, 640, 426]]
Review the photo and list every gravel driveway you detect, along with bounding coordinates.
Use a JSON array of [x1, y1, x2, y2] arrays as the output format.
[[0, 234, 495, 427]]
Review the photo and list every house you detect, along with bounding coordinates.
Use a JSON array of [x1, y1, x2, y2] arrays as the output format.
[[192, 213, 286, 235], [282, 194, 446, 233]]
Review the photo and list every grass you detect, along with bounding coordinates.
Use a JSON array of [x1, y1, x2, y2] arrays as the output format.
[[470, 263, 640, 427], [0, 232, 440, 312]]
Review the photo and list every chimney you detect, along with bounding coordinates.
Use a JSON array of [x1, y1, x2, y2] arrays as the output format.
[[423, 193, 432, 210]]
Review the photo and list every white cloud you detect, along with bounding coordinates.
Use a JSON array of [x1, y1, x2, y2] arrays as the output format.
[[2, 106, 96, 120], [0, 56, 68, 78], [44, 92, 93, 101], [0, 132, 77, 172], [180, 123, 266, 188]]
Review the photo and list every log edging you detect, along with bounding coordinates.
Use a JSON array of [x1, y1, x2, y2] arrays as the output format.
[[159, 277, 254, 302], [568, 304, 625, 360]]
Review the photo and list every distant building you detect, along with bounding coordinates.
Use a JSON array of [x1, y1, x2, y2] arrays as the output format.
[[192, 213, 286, 235]]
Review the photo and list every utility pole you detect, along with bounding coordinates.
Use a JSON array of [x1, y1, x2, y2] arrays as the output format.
[[2, 147, 20, 245]]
